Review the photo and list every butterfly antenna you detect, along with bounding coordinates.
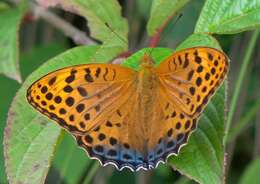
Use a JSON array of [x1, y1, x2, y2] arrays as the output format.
[[105, 22, 128, 46], [148, 13, 183, 57]]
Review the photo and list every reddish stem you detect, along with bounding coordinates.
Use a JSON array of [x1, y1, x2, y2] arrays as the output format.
[[148, 13, 177, 47], [111, 51, 133, 64], [22, 12, 35, 23], [149, 33, 161, 48], [117, 51, 133, 58]]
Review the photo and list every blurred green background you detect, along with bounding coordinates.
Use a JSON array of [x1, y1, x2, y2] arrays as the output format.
[[1, 0, 260, 183]]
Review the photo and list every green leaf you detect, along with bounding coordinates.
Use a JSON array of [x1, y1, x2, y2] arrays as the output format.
[[0, 77, 20, 184], [168, 34, 225, 184], [4, 45, 107, 184], [239, 157, 260, 184], [175, 33, 221, 51], [175, 177, 193, 184], [52, 132, 91, 184], [122, 48, 172, 70], [40, 0, 128, 61], [20, 43, 68, 78], [0, 5, 26, 83], [195, 0, 260, 34], [1, 42, 66, 184], [147, 0, 190, 36]]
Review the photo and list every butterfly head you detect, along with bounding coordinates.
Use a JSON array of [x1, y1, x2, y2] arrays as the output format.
[[141, 53, 154, 69]]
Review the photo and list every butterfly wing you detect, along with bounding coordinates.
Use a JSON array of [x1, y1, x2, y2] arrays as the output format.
[[147, 47, 229, 166], [156, 47, 229, 117], [27, 63, 154, 171], [75, 88, 147, 171], [27, 64, 137, 134], [146, 90, 198, 168]]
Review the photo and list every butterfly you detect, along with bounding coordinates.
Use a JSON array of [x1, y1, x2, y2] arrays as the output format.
[[26, 47, 229, 171]]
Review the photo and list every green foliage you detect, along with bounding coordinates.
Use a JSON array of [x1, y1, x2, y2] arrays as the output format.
[[136, 0, 152, 20], [239, 157, 260, 184], [52, 133, 91, 184], [0, 42, 66, 183], [224, 30, 260, 144], [46, 0, 129, 61], [0, 2, 9, 11], [1, 0, 260, 183], [227, 100, 260, 143], [147, 0, 190, 35], [0, 4, 26, 82], [0, 73, 20, 184], [195, 0, 260, 34], [122, 48, 172, 69]]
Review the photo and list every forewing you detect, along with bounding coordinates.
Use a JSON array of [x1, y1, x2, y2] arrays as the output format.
[[156, 47, 229, 117], [27, 64, 137, 135]]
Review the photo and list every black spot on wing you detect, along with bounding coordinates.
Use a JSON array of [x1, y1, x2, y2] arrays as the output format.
[[77, 87, 88, 97], [63, 85, 73, 93], [208, 53, 213, 61], [95, 67, 101, 78], [183, 53, 189, 68], [187, 70, 194, 81], [112, 68, 116, 80], [178, 55, 182, 65], [65, 75, 75, 83], [103, 68, 109, 81], [48, 77, 56, 86]]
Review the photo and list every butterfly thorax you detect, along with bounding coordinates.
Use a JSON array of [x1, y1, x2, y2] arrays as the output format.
[[138, 54, 157, 104]]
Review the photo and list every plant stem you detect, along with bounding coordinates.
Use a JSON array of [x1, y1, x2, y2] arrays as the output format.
[[149, 13, 177, 47], [224, 30, 259, 144], [32, 4, 95, 45], [10, 0, 95, 45], [82, 162, 100, 184]]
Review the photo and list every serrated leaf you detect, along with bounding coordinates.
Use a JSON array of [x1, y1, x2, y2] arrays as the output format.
[[37, 0, 128, 61], [239, 157, 260, 184], [168, 34, 225, 184], [147, 0, 190, 36], [0, 42, 66, 184], [195, 0, 260, 34], [4, 45, 109, 184], [0, 5, 25, 82]]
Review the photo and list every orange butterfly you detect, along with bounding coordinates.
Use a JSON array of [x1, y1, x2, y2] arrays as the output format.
[[27, 47, 228, 171]]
